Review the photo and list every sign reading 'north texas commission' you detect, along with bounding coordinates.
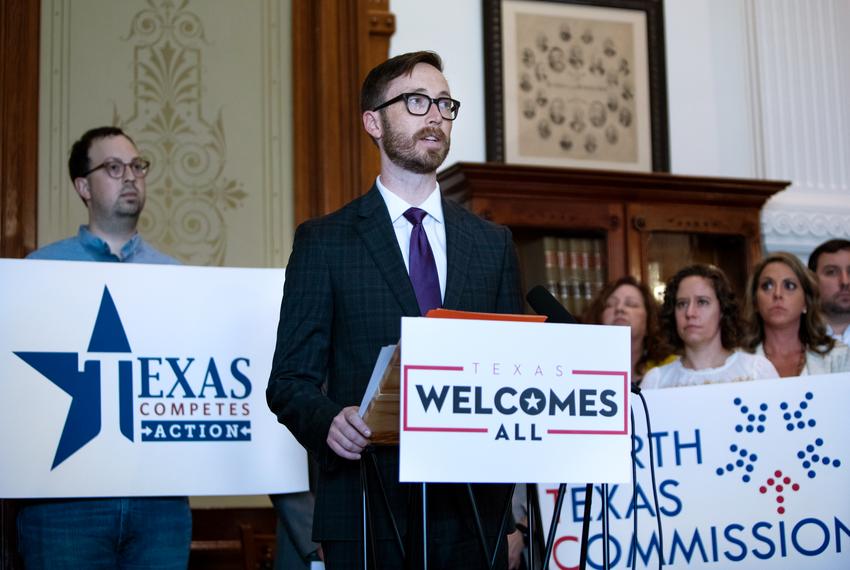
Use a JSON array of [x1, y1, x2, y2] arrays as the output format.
[[539, 374, 850, 569], [0, 259, 307, 498], [399, 317, 632, 484]]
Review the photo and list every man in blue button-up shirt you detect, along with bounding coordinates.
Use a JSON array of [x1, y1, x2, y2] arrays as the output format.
[[19, 127, 188, 569], [28, 126, 177, 265]]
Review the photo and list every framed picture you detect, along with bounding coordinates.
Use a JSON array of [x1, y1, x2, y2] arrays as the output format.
[[483, 0, 669, 172]]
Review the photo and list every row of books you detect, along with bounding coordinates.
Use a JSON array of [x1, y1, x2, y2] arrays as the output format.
[[519, 236, 607, 317]]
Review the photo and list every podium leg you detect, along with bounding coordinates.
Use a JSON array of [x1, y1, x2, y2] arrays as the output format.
[[601, 483, 611, 570], [360, 452, 398, 570], [367, 453, 405, 558], [578, 483, 593, 570], [542, 483, 567, 570], [489, 483, 516, 570], [528, 483, 536, 570], [360, 461, 369, 570], [465, 483, 491, 566], [421, 483, 428, 570]]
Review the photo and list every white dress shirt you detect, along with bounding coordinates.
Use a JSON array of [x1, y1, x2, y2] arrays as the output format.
[[826, 324, 850, 347], [754, 342, 850, 376], [641, 351, 779, 389], [376, 176, 447, 302]]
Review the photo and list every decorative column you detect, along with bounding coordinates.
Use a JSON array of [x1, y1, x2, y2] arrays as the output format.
[[748, 0, 850, 257]]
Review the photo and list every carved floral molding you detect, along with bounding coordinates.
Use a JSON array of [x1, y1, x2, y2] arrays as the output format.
[[115, 0, 246, 266]]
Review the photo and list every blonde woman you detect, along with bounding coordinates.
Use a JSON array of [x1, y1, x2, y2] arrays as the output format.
[[743, 252, 850, 376]]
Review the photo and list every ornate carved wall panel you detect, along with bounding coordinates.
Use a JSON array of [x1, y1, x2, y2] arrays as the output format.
[[747, 0, 850, 257], [39, 0, 293, 267]]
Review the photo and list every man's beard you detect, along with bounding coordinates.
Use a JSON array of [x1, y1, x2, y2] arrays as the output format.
[[96, 185, 144, 229], [115, 202, 143, 218], [381, 115, 450, 174], [823, 295, 850, 316], [114, 184, 144, 218]]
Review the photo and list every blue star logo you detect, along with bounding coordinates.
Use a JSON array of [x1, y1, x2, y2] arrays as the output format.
[[15, 286, 133, 469]]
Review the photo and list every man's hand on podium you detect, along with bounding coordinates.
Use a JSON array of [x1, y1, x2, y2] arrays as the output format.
[[327, 406, 372, 460]]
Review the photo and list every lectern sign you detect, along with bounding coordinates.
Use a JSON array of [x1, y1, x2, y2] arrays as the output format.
[[399, 317, 631, 483]]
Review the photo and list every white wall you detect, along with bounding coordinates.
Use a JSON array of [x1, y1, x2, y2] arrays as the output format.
[[664, 0, 756, 177], [390, 0, 756, 177], [751, 0, 850, 256], [390, 0, 850, 256], [389, 1, 487, 167]]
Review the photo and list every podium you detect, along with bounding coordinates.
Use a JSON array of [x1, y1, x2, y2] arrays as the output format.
[[357, 313, 633, 569], [360, 344, 401, 445]]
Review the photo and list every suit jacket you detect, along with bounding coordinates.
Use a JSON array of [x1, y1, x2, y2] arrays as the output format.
[[267, 185, 523, 543]]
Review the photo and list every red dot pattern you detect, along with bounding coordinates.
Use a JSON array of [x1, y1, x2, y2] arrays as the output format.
[[761, 469, 800, 515]]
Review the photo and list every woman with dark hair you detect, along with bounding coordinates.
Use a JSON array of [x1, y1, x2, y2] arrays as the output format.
[[585, 276, 673, 384], [642, 264, 778, 389], [743, 252, 850, 376]]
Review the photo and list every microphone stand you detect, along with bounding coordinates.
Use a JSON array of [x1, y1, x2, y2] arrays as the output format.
[[600, 484, 612, 569], [541, 483, 566, 570], [539, 482, 612, 570], [525, 286, 621, 570], [578, 484, 593, 570]]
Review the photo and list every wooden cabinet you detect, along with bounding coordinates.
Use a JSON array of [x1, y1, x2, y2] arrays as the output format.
[[438, 162, 790, 313]]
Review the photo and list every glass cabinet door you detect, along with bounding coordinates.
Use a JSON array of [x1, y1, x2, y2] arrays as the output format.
[[627, 203, 762, 302], [643, 232, 748, 301]]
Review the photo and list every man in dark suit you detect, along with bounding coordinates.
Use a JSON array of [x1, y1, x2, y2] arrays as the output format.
[[267, 51, 523, 569]]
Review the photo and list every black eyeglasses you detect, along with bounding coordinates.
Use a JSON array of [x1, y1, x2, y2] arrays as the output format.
[[372, 93, 461, 121], [83, 158, 151, 179]]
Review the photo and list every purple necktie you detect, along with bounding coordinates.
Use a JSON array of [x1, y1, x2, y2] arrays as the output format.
[[404, 207, 441, 316]]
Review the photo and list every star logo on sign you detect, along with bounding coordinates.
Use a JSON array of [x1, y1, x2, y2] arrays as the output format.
[[524, 392, 542, 411], [15, 287, 133, 469]]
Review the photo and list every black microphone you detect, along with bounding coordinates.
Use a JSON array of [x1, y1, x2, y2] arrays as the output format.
[[526, 285, 641, 394], [526, 285, 577, 324]]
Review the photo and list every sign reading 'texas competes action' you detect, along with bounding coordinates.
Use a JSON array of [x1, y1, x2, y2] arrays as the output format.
[[0, 259, 307, 498]]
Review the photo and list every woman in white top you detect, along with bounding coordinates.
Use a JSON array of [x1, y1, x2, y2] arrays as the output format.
[[742, 252, 850, 376], [642, 264, 778, 389]]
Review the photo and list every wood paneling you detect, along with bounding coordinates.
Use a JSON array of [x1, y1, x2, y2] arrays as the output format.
[[292, 0, 394, 224], [189, 508, 277, 570], [0, 0, 39, 259], [439, 162, 789, 305], [1, 3, 39, 564]]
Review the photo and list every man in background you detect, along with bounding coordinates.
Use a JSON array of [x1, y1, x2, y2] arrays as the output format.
[[267, 51, 523, 568], [808, 239, 850, 345], [271, 490, 321, 569], [20, 126, 190, 568]]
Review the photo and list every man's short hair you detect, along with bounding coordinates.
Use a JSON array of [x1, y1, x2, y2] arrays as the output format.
[[360, 51, 443, 114], [808, 239, 850, 272], [68, 126, 136, 183]]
